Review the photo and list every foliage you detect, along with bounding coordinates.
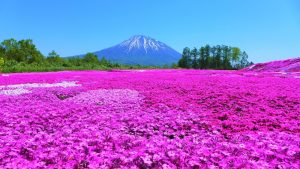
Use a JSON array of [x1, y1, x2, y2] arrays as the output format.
[[82, 52, 99, 63], [171, 63, 178, 68], [1, 39, 44, 63], [99, 57, 111, 67], [178, 47, 190, 68], [0, 57, 4, 72], [178, 45, 252, 69], [46, 50, 64, 65]]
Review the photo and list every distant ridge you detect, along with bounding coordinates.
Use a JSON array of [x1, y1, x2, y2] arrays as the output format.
[[88, 35, 181, 66]]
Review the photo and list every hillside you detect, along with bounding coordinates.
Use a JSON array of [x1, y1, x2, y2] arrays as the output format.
[[243, 57, 300, 72]]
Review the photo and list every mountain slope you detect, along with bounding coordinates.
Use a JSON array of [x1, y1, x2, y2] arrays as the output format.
[[93, 35, 181, 66], [243, 57, 300, 72]]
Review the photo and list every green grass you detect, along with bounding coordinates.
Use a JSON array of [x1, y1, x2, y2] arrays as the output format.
[[2, 65, 110, 73], [1, 62, 171, 73]]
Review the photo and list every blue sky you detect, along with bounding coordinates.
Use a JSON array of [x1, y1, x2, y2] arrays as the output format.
[[1, 0, 299, 63]]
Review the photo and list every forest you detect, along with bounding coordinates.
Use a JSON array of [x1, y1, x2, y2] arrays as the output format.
[[178, 45, 253, 69]]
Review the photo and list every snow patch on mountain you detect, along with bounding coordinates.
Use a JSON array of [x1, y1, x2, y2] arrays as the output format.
[[120, 35, 166, 53]]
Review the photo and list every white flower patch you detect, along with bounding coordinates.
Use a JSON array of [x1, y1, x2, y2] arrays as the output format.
[[0, 88, 31, 96], [1, 74, 9, 77], [247, 64, 257, 70], [0, 81, 81, 96], [66, 89, 142, 109], [0, 81, 80, 90], [279, 71, 287, 75], [133, 70, 146, 72]]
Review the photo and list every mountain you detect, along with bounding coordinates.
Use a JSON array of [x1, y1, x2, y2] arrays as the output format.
[[243, 57, 300, 72], [92, 35, 181, 66]]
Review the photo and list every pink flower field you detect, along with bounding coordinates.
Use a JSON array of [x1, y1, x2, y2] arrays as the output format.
[[0, 70, 299, 168]]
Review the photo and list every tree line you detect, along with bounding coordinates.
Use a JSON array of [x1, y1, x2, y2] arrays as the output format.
[[0, 38, 152, 73], [178, 45, 253, 69], [0, 39, 254, 73], [0, 39, 112, 65]]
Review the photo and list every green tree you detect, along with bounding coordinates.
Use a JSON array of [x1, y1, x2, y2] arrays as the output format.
[[0, 45, 5, 58], [198, 47, 205, 69], [191, 47, 198, 69], [0, 57, 4, 72], [181, 45, 251, 70], [215, 45, 222, 69], [19, 39, 44, 63], [0, 39, 44, 63], [1, 39, 19, 61], [240, 52, 250, 68], [231, 47, 241, 61], [178, 47, 191, 68], [203, 45, 211, 69], [178, 58, 185, 68], [230, 47, 241, 69], [99, 57, 111, 66], [171, 63, 178, 68], [83, 53, 99, 63], [68, 56, 82, 66], [47, 50, 63, 64], [222, 45, 231, 69], [209, 46, 217, 68], [48, 50, 60, 58]]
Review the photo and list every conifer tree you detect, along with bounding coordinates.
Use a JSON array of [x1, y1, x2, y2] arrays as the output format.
[[191, 48, 198, 69]]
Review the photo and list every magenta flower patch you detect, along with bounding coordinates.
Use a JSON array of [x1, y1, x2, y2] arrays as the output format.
[[0, 70, 299, 168]]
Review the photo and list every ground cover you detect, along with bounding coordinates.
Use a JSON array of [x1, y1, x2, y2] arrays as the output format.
[[0, 70, 299, 168]]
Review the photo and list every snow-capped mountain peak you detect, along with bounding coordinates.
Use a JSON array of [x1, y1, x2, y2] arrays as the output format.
[[90, 35, 181, 66], [120, 35, 166, 53]]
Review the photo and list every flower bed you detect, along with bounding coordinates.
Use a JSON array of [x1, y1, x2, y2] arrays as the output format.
[[0, 70, 299, 168]]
